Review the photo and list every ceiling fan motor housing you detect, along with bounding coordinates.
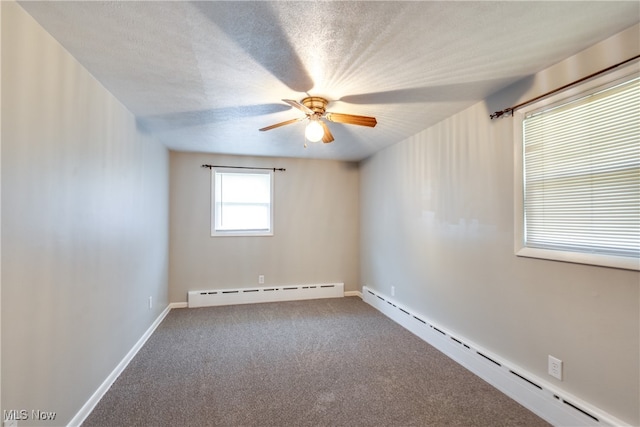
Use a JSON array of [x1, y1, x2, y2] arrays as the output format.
[[302, 97, 328, 115]]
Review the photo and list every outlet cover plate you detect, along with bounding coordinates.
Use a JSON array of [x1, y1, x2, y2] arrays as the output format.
[[548, 355, 563, 380]]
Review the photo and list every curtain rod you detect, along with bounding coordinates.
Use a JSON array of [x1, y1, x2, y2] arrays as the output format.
[[202, 164, 286, 172], [490, 54, 640, 119]]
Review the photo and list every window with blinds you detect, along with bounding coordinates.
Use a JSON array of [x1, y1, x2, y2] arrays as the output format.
[[211, 169, 274, 236], [515, 71, 639, 270]]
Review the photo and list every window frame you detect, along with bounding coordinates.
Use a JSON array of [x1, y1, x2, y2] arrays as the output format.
[[211, 167, 274, 237], [513, 63, 639, 271]]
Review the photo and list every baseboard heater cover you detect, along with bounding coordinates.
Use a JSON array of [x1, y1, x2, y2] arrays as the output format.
[[362, 286, 629, 427], [188, 283, 344, 308]]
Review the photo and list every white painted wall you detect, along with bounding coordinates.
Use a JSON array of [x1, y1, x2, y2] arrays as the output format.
[[2, 1, 637, 425], [169, 152, 360, 302], [360, 25, 640, 425], [1, 2, 169, 425]]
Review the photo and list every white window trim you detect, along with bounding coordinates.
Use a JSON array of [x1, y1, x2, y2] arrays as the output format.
[[211, 168, 274, 237], [513, 62, 640, 271]]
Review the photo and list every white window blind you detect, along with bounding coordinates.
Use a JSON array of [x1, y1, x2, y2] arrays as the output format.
[[522, 76, 640, 261], [212, 170, 273, 236]]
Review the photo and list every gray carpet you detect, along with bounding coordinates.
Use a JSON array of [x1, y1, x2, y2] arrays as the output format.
[[82, 297, 551, 426]]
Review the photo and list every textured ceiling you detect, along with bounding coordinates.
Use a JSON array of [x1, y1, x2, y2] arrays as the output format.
[[18, 1, 640, 161]]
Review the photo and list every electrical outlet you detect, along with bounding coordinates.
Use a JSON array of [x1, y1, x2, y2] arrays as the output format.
[[148, 296, 153, 309], [391, 286, 395, 297], [548, 355, 563, 380], [258, 275, 265, 285]]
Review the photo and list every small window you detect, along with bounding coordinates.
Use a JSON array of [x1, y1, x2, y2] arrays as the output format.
[[211, 168, 273, 236], [514, 66, 639, 270]]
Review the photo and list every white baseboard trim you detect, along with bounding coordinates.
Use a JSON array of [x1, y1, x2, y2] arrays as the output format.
[[362, 286, 629, 427], [68, 304, 173, 427], [169, 302, 188, 309], [344, 290, 362, 298]]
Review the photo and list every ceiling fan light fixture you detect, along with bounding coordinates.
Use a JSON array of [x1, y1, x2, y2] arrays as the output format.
[[259, 96, 375, 145], [305, 119, 324, 142]]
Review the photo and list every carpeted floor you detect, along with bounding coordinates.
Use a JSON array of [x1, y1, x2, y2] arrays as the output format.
[[82, 297, 551, 426]]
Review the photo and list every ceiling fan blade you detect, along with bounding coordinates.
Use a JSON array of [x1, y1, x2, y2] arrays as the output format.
[[320, 121, 334, 143], [325, 112, 377, 127], [259, 117, 303, 132], [283, 99, 314, 115]]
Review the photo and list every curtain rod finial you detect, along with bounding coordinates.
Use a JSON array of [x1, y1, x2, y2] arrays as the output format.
[[490, 109, 514, 120]]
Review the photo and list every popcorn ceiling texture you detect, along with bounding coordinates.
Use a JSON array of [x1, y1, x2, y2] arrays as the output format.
[[18, 1, 640, 161]]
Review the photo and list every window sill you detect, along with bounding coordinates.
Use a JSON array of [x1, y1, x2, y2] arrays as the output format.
[[211, 230, 273, 237], [516, 246, 639, 271]]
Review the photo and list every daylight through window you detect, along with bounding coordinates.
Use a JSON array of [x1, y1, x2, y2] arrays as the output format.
[[515, 71, 640, 270], [212, 169, 273, 236]]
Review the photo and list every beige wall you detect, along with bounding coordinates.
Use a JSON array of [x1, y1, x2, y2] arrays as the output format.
[[1, 2, 169, 425], [3, 1, 637, 425], [169, 152, 360, 302], [360, 24, 640, 425]]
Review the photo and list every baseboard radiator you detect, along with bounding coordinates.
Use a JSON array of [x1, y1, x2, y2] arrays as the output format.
[[362, 286, 628, 427], [188, 283, 344, 308]]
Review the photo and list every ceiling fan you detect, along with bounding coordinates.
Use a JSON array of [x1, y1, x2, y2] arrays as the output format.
[[259, 97, 377, 143]]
